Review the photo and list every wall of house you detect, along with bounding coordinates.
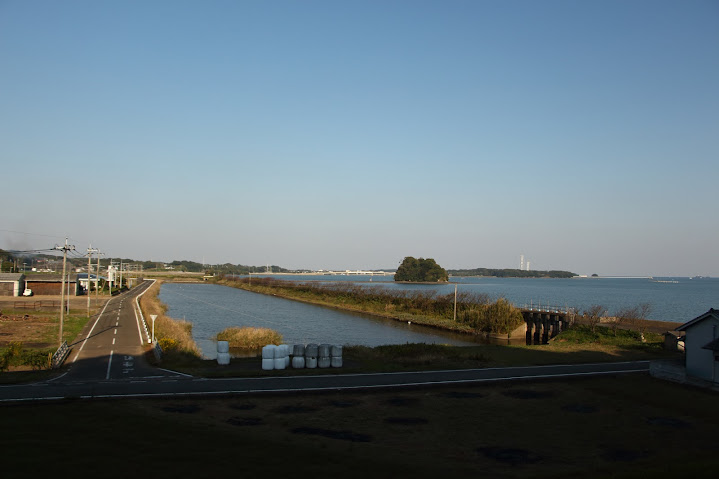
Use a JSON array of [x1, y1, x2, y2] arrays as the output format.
[[26, 281, 79, 296], [0, 282, 15, 296], [685, 317, 719, 382]]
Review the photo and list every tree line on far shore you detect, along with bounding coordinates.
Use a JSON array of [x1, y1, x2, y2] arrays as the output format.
[[448, 268, 576, 278]]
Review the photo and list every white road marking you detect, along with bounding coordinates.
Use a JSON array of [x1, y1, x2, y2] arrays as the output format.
[[72, 298, 114, 363], [106, 350, 113, 380]]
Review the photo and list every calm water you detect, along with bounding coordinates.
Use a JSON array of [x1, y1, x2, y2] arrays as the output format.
[[160, 276, 718, 359], [159, 282, 481, 359], [250, 274, 718, 322]]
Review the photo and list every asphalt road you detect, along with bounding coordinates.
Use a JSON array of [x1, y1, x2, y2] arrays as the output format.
[[61, 279, 177, 382], [0, 280, 651, 402]]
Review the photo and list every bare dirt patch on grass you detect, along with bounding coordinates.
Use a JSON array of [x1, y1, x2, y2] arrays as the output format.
[[292, 426, 373, 443], [477, 446, 543, 466], [0, 296, 108, 347], [0, 315, 57, 347]]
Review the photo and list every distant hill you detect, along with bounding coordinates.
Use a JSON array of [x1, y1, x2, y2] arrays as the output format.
[[448, 268, 576, 278]]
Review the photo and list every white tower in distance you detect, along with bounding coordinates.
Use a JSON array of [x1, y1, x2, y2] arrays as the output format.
[[520, 254, 524, 271], [526, 261, 530, 271]]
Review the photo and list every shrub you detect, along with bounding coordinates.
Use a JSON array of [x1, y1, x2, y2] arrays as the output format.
[[0, 342, 52, 371], [582, 305, 606, 333], [158, 338, 179, 352], [456, 298, 523, 335], [21, 351, 52, 370], [216, 327, 283, 349]]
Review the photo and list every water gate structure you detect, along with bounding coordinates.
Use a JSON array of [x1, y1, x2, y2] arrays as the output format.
[[521, 305, 572, 345]]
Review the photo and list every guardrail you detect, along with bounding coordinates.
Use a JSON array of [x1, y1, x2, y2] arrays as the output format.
[[51, 341, 70, 369], [13, 301, 61, 311], [521, 303, 571, 314], [134, 279, 156, 345]]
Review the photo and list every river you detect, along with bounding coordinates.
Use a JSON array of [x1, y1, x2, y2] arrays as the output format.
[[158, 282, 482, 359], [159, 276, 718, 359]]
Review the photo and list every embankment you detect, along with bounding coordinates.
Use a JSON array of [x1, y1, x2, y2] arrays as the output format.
[[214, 276, 525, 339], [138, 280, 201, 357]]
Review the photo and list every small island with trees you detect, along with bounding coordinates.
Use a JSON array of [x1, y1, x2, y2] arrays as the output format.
[[394, 257, 449, 282]]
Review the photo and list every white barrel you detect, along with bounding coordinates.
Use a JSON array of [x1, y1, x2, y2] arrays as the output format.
[[262, 358, 274, 370], [291, 356, 305, 369], [279, 344, 288, 357], [318, 344, 331, 357], [262, 345, 276, 359], [280, 344, 290, 366], [331, 356, 343, 368], [305, 343, 318, 357], [318, 356, 331, 368], [293, 344, 305, 356], [217, 352, 230, 365], [305, 356, 317, 368], [274, 357, 286, 370], [217, 341, 229, 354], [331, 345, 343, 357]]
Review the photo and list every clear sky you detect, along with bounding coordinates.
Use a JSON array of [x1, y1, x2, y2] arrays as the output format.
[[1, 0, 717, 276]]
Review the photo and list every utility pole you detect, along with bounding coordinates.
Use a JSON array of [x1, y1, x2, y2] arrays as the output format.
[[108, 258, 113, 291], [96, 250, 104, 305], [86, 245, 99, 317], [55, 238, 75, 346], [453, 284, 458, 321]]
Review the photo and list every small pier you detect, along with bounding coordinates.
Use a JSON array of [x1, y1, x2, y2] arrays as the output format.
[[521, 304, 571, 345]]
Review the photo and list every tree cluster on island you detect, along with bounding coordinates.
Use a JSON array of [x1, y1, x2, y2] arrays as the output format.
[[394, 257, 449, 282]]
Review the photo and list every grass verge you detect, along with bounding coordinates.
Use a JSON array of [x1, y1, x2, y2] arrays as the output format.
[[138, 280, 202, 364]]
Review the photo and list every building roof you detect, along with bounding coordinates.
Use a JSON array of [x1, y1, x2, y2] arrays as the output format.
[[0, 273, 25, 281], [25, 274, 78, 282], [676, 308, 719, 332], [76, 273, 106, 280]]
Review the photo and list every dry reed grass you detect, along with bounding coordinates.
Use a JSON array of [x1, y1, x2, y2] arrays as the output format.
[[139, 280, 200, 357], [215, 326, 283, 349]]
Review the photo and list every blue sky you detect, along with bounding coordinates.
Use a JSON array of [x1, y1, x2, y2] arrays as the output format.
[[1, 0, 717, 276]]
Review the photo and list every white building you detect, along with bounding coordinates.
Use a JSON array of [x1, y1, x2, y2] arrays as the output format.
[[676, 309, 719, 384]]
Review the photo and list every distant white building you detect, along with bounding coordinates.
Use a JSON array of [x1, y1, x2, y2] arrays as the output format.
[[676, 309, 719, 384]]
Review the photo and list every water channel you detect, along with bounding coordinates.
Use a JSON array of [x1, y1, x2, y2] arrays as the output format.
[[158, 282, 481, 359]]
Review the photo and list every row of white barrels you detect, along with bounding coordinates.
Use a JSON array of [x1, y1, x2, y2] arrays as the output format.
[[261, 343, 343, 370]]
